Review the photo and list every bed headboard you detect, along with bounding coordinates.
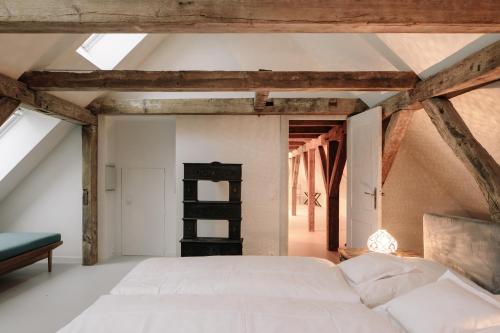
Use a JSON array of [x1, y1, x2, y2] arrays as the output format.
[[423, 213, 500, 294]]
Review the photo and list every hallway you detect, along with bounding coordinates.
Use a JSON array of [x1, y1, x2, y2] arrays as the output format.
[[288, 205, 339, 264]]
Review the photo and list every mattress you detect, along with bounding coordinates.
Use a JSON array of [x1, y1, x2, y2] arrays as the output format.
[[57, 294, 401, 333], [0, 232, 61, 261], [110, 256, 360, 303]]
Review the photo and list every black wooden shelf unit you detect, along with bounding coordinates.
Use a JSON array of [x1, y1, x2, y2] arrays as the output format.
[[180, 162, 243, 257]]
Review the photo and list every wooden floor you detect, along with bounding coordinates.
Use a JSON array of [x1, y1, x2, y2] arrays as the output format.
[[288, 205, 340, 264]]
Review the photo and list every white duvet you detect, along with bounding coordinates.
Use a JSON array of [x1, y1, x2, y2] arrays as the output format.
[[111, 256, 360, 303], [58, 295, 401, 333]]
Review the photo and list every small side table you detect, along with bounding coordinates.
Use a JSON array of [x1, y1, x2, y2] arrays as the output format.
[[338, 248, 421, 262]]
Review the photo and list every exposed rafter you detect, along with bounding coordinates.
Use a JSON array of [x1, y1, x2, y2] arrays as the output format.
[[422, 97, 500, 223], [89, 97, 367, 116], [378, 40, 500, 183], [20, 70, 419, 92], [289, 126, 333, 134], [379, 40, 500, 119], [318, 145, 328, 192], [289, 120, 341, 127], [326, 131, 347, 250], [289, 134, 321, 139], [0, 1, 499, 33], [382, 110, 415, 184], [0, 74, 96, 125], [290, 125, 344, 157]]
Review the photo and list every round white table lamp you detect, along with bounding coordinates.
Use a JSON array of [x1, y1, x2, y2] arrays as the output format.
[[367, 229, 398, 254]]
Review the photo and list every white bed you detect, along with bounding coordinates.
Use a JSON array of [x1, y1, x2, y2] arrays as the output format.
[[58, 214, 500, 333], [57, 294, 401, 333], [110, 255, 360, 303]]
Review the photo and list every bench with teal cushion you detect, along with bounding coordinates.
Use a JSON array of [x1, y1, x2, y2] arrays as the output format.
[[0, 232, 63, 275]]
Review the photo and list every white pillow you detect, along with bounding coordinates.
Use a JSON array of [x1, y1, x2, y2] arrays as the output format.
[[438, 270, 499, 306], [376, 273, 500, 333], [354, 257, 447, 308], [339, 252, 416, 285], [477, 326, 500, 333]]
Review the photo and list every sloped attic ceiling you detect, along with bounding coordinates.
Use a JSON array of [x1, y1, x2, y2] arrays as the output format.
[[0, 33, 167, 106], [0, 32, 498, 223], [104, 33, 495, 107], [0, 33, 497, 106], [392, 81, 500, 221], [0, 33, 167, 200]]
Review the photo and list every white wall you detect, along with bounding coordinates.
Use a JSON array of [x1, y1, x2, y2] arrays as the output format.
[[0, 120, 74, 203], [0, 126, 83, 262], [97, 114, 348, 259], [0, 110, 59, 181], [176, 115, 282, 256], [98, 116, 176, 260]]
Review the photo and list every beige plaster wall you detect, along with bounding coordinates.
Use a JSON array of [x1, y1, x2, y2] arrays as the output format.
[[176, 115, 283, 256], [382, 82, 500, 253]]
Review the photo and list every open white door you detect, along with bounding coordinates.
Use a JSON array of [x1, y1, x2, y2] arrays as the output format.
[[347, 107, 382, 247]]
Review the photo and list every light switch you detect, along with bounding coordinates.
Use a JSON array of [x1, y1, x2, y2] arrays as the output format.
[[105, 164, 116, 191]]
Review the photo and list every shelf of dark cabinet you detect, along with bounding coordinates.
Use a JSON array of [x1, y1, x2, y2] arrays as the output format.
[[180, 237, 243, 244], [182, 200, 242, 204]]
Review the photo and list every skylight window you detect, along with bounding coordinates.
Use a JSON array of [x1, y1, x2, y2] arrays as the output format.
[[0, 109, 23, 139], [77, 33, 147, 70]]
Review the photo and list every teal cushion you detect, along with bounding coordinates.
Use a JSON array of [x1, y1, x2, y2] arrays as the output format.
[[0, 232, 61, 261]]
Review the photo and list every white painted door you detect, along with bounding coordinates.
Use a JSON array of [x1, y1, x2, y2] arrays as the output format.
[[346, 107, 382, 247], [122, 168, 165, 256]]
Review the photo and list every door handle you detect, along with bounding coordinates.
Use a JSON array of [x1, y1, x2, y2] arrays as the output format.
[[364, 188, 377, 210]]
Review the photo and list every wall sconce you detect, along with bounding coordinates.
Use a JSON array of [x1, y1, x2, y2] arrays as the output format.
[[367, 229, 398, 254]]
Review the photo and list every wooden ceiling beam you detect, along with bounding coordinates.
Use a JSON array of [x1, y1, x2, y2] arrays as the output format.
[[89, 97, 367, 116], [290, 125, 345, 157], [422, 97, 500, 223], [289, 126, 332, 134], [378, 40, 500, 183], [254, 91, 270, 111], [326, 130, 347, 250], [20, 71, 419, 92], [382, 110, 415, 185], [0, 74, 96, 125], [289, 134, 324, 139], [0, 1, 499, 33], [289, 120, 342, 126], [379, 40, 500, 119]]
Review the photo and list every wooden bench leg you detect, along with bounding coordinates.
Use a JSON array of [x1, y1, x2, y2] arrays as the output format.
[[48, 250, 53, 273]]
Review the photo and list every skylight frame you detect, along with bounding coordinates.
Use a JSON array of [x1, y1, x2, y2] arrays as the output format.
[[0, 109, 24, 139], [76, 33, 147, 70], [80, 34, 106, 53]]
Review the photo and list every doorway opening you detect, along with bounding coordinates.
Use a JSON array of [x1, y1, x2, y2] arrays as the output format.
[[287, 119, 347, 263]]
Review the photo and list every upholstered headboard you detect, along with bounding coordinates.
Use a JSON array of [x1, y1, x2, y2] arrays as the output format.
[[423, 213, 500, 294]]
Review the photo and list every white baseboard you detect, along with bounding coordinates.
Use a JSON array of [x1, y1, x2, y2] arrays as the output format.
[[52, 256, 82, 264], [35, 256, 81, 265]]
